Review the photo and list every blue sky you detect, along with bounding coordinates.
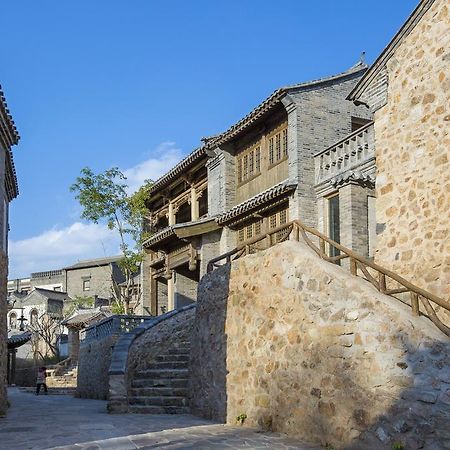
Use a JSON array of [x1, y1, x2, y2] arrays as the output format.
[[1, 0, 417, 278]]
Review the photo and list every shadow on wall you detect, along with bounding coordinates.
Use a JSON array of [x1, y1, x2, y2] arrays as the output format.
[[190, 241, 450, 449], [189, 264, 230, 423]]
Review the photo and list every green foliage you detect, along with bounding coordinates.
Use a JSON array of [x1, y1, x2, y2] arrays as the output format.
[[236, 413, 247, 425], [323, 444, 334, 450], [70, 167, 153, 313], [111, 302, 125, 314], [392, 443, 405, 450]]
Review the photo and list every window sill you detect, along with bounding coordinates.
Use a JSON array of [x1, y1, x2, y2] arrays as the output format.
[[268, 155, 288, 170]]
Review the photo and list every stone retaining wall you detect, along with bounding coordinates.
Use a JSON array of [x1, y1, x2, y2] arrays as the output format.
[[77, 334, 118, 400], [191, 241, 450, 449]]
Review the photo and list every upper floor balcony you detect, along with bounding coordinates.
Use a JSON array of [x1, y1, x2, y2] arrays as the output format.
[[315, 122, 375, 187]]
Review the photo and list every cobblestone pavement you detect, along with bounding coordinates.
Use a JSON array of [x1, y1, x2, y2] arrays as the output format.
[[1, 388, 319, 449]]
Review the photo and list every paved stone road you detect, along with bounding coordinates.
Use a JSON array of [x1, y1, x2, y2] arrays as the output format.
[[0, 388, 319, 449]]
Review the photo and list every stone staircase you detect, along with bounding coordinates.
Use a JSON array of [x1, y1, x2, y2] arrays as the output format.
[[128, 340, 191, 414], [46, 364, 78, 389]]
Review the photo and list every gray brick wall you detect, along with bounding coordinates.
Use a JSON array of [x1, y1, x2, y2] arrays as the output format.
[[284, 71, 372, 227], [358, 67, 389, 112]]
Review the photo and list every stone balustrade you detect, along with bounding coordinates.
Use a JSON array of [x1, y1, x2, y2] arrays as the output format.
[[315, 122, 375, 185], [80, 315, 153, 343]]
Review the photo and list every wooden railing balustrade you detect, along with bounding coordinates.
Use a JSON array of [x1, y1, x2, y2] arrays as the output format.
[[207, 220, 450, 337]]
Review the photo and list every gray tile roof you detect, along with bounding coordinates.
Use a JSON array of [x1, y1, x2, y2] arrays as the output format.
[[216, 180, 297, 225], [212, 63, 368, 148], [148, 147, 208, 196], [0, 85, 20, 200], [8, 332, 32, 349], [62, 308, 111, 326], [64, 255, 122, 270]]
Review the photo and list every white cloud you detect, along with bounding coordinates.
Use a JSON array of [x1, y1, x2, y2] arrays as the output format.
[[123, 141, 185, 193], [9, 222, 121, 279]]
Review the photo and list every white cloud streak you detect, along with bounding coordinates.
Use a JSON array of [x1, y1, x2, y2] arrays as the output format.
[[123, 141, 184, 193], [10, 140, 188, 279]]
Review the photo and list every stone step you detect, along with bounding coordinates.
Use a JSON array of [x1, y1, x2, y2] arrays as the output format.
[[134, 368, 189, 379], [129, 396, 189, 407], [155, 354, 190, 362], [145, 361, 188, 370], [129, 405, 190, 415], [131, 378, 189, 389], [130, 387, 188, 397], [166, 347, 190, 355]]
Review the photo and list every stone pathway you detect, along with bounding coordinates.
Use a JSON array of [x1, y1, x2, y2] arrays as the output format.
[[1, 388, 319, 449]]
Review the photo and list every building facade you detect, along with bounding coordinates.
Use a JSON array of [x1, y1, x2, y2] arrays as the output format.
[[0, 84, 20, 415], [139, 62, 374, 315]]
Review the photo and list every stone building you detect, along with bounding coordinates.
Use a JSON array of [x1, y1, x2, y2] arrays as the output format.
[[348, 0, 449, 299], [0, 84, 20, 415], [139, 62, 373, 315]]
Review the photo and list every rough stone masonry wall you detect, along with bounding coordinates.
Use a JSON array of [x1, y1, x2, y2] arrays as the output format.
[[0, 252, 7, 416], [191, 241, 450, 449], [373, 0, 450, 300], [77, 334, 118, 400]]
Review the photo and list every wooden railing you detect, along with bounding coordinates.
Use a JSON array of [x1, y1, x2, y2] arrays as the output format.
[[207, 220, 450, 337]]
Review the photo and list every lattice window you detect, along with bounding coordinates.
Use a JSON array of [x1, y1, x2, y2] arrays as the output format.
[[269, 138, 274, 165], [238, 219, 263, 243], [237, 158, 242, 183], [243, 154, 248, 180], [280, 209, 287, 225], [268, 125, 288, 165], [276, 133, 281, 161], [255, 147, 261, 172], [282, 129, 288, 156], [269, 214, 277, 229], [237, 143, 262, 184]]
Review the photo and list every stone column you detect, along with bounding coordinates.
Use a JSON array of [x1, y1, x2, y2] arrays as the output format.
[[339, 182, 370, 257], [167, 273, 175, 312], [190, 187, 199, 221], [68, 328, 80, 362]]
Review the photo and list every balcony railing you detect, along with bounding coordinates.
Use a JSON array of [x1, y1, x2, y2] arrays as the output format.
[[80, 315, 153, 343], [315, 122, 375, 185]]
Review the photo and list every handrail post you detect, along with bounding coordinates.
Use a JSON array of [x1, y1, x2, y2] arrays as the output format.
[[319, 239, 326, 258], [379, 273, 386, 293], [266, 234, 272, 249], [350, 258, 357, 276], [245, 244, 250, 255], [293, 223, 299, 241], [411, 292, 420, 316]]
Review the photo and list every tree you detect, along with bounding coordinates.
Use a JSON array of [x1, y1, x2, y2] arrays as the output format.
[[29, 313, 64, 360], [70, 167, 152, 314]]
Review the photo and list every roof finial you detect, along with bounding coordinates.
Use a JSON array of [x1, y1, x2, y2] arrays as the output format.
[[359, 51, 366, 65]]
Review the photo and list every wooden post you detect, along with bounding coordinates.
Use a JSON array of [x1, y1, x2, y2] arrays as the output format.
[[350, 258, 357, 276], [245, 244, 250, 256], [411, 292, 420, 316], [266, 234, 272, 249], [379, 273, 386, 293], [293, 223, 299, 241], [319, 239, 326, 258]]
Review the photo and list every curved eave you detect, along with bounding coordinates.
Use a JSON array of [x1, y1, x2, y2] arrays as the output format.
[[217, 180, 297, 226], [148, 147, 207, 196]]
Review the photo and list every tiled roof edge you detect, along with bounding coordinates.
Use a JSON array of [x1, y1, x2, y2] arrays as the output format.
[[216, 180, 297, 225]]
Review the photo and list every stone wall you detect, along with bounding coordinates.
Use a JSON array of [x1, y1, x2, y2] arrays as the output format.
[[0, 252, 7, 416], [368, 0, 450, 299], [77, 334, 118, 400], [191, 241, 450, 449]]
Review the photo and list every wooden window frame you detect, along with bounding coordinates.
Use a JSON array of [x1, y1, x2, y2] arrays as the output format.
[[237, 142, 262, 187], [267, 124, 288, 169]]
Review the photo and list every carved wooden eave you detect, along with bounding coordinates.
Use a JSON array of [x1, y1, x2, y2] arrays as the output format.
[[216, 180, 297, 228], [347, 0, 435, 105]]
